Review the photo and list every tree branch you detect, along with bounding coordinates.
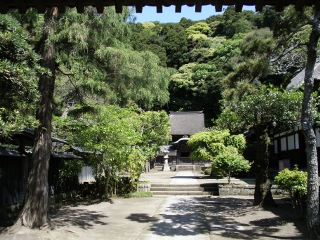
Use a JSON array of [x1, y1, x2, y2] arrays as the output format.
[[57, 67, 83, 101], [270, 42, 307, 63]]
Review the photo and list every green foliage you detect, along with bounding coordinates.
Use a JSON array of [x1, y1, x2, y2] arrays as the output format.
[[56, 159, 83, 192], [55, 106, 170, 197], [274, 165, 307, 216], [275, 166, 307, 196], [169, 62, 222, 122], [68, 106, 142, 189], [213, 150, 251, 183], [188, 129, 249, 182], [0, 108, 37, 139], [186, 22, 211, 36], [212, 33, 244, 64], [138, 110, 171, 159], [217, 86, 303, 134], [0, 14, 39, 139], [224, 134, 246, 153], [123, 191, 153, 198], [52, 7, 172, 114], [129, 22, 167, 67], [213, 7, 257, 38], [240, 28, 274, 57], [160, 23, 189, 68], [203, 167, 212, 175]]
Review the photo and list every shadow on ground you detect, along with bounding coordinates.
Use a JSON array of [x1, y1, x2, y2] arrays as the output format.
[[127, 196, 308, 239], [50, 206, 108, 229]]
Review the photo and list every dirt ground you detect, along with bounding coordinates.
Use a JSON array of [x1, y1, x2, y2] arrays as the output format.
[[0, 195, 308, 240]]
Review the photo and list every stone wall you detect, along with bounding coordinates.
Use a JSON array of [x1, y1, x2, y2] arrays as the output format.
[[218, 184, 287, 196]]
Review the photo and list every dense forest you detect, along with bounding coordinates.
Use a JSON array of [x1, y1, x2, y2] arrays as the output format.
[[1, 5, 320, 230], [130, 6, 311, 125], [0, 6, 314, 136]]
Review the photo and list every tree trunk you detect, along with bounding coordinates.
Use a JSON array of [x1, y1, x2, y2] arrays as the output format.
[[253, 129, 275, 206], [104, 168, 111, 198], [301, 12, 320, 238], [20, 8, 57, 229]]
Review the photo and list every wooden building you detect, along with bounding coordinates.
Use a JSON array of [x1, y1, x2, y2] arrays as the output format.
[[271, 63, 320, 172], [156, 111, 208, 168], [0, 130, 82, 207], [0, 148, 28, 207]]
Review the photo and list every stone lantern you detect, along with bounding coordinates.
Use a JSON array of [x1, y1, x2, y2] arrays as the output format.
[[162, 146, 170, 171]]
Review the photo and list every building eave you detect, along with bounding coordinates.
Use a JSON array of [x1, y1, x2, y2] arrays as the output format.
[[0, 1, 317, 14]]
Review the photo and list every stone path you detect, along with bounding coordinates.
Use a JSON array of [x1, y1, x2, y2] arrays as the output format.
[[139, 196, 212, 240], [169, 171, 199, 185]]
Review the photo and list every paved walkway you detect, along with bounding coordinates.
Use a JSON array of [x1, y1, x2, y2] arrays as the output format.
[[0, 170, 307, 240], [169, 171, 199, 185]]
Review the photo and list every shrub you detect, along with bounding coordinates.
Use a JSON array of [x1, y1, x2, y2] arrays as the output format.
[[274, 165, 307, 217], [213, 151, 251, 184], [203, 167, 212, 175], [123, 192, 153, 198]]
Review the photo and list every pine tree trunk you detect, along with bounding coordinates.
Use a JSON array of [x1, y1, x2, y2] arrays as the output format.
[[253, 129, 275, 206], [301, 13, 320, 238], [20, 8, 57, 229]]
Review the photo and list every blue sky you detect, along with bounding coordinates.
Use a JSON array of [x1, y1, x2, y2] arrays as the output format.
[[133, 5, 255, 23]]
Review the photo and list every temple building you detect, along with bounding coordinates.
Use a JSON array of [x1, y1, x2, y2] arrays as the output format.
[[156, 111, 207, 169]]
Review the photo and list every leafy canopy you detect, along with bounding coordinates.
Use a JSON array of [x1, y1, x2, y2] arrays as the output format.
[[216, 86, 303, 133], [188, 129, 249, 183], [0, 14, 39, 139]]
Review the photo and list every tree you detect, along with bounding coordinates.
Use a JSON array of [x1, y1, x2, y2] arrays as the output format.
[[213, 7, 257, 39], [69, 106, 142, 198], [188, 129, 249, 183], [221, 27, 275, 103], [129, 22, 167, 67], [62, 106, 170, 197], [186, 22, 210, 35], [168, 63, 222, 124], [138, 110, 171, 162], [216, 86, 302, 206], [52, 7, 172, 111], [19, 7, 57, 228], [159, 23, 189, 68], [214, 149, 251, 184], [0, 14, 39, 140], [300, 8, 320, 238]]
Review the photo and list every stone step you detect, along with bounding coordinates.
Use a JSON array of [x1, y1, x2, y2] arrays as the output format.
[[151, 183, 218, 188], [151, 186, 217, 191], [175, 165, 202, 171], [150, 183, 219, 196], [152, 191, 215, 196]]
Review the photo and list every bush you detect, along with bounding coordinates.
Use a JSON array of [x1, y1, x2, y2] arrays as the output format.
[[213, 150, 251, 183], [274, 165, 307, 218], [123, 191, 153, 198], [203, 167, 212, 175]]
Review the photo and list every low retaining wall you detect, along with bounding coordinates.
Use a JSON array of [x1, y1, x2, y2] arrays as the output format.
[[218, 184, 287, 196], [137, 181, 288, 196]]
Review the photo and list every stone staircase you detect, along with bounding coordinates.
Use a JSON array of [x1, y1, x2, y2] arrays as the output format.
[[150, 183, 219, 196]]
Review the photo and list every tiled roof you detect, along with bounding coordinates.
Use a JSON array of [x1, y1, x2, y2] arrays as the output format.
[[287, 63, 320, 90], [169, 111, 205, 135], [0, 148, 26, 158]]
